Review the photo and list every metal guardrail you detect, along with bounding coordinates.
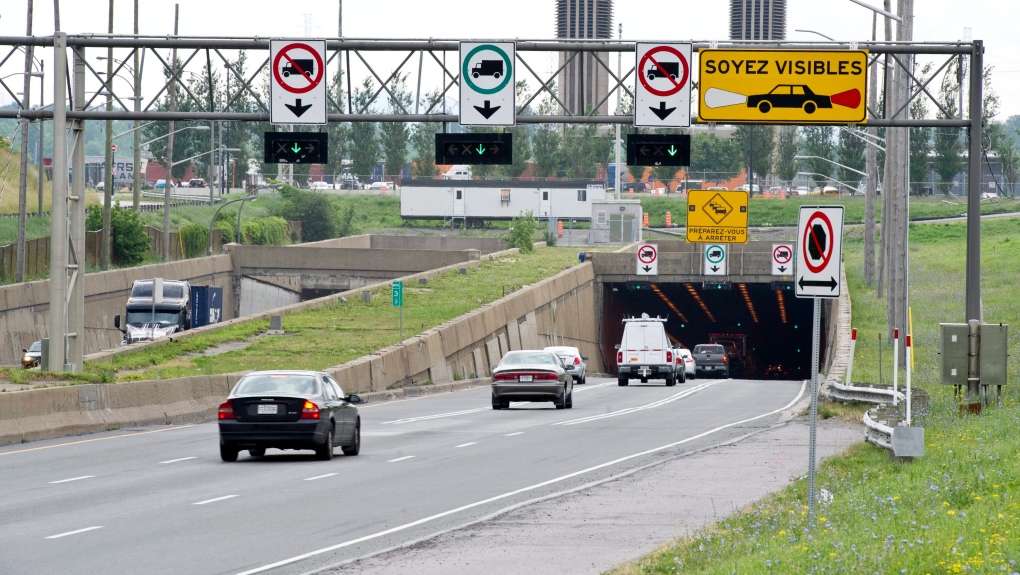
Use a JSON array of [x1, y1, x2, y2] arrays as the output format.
[[826, 380, 929, 453], [827, 379, 904, 404], [863, 407, 895, 450]]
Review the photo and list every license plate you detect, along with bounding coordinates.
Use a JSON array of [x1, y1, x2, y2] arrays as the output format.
[[519, 375, 533, 382], [257, 404, 279, 414]]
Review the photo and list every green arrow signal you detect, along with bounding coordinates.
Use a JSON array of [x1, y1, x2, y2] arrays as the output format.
[[291, 143, 302, 153], [475, 144, 486, 155], [667, 145, 677, 157]]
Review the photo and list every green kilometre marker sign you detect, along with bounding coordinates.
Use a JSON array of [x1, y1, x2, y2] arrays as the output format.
[[392, 280, 403, 343]]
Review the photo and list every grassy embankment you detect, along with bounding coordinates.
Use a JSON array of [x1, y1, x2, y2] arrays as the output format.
[[76, 247, 589, 382], [609, 217, 1020, 574], [639, 194, 1020, 228]]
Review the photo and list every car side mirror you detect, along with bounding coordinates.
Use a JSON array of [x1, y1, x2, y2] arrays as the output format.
[[346, 394, 362, 404], [22, 348, 27, 353], [114, 314, 121, 329], [582, 357, 589, 361], [614, 344, 620, 350]]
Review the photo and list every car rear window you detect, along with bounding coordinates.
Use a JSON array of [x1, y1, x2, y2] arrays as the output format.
[[694, 345, 724, 354], [500, 352, 558, 366], [233, 374, 319, 396]]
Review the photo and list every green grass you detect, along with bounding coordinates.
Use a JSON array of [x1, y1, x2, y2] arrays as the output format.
[[84, 247, 590, 382], [608, 217, 1020, 575], [639, 195, 1020, 229]]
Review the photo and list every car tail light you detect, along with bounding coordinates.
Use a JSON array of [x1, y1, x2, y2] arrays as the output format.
[[218, 401, 234, 420], [666, 350, 673, 363], [617, 351, 623, 363], [536, 372, 559, 380], [574, 356, 581, 365], [301, 400, 320, 419], [722, 355, 728, 362]]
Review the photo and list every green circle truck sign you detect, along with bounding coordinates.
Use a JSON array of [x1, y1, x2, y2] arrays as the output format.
[[459, 42, 516, 127]]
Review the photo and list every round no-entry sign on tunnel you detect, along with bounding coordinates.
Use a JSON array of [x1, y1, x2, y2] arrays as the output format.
[[272, 42, 325, 94]]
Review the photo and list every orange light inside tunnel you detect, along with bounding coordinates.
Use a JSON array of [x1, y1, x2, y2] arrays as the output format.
[[775, 289, 788, 324], [738, 284, 758, 323], [684, 284, 715, 322], [650, 284, 689, 324]]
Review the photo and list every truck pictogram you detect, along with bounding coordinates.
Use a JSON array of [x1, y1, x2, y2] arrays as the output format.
[[647, 61, 680, 81], [471, 60, 504, 79], [282, 59, 314, 78]]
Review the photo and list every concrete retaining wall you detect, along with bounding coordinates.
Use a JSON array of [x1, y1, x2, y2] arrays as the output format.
[[300, 234, 505, 254], [0, 255, 235, 366], [239, 277, 302, 317]]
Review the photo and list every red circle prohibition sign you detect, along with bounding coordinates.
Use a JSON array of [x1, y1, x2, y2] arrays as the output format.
[[802, 212, 834, 274], [637, 245, 658, 264], [638, 46, 690, 98], [773, 244, 792, 264], [273, 43, 325, 94]]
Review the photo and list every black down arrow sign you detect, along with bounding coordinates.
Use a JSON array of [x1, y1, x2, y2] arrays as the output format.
[[642, 265, 652, 272], [649, 101, 676, 120], [474, 100, 501, 119], [286, 99, 313, 117]]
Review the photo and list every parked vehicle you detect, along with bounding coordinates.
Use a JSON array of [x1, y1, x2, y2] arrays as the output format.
[[442, 165, 473, 180], [491, 350, 573, 410], [544, 346, 588, 384], [187, 178, 207, 188], [616, 314, 676, 386], [734, 184, 761, 195], [309, 180, 334, 190], [367, 181, 397, 192], [114, 280, 223, 344], [795, 186, 809, 195], [22, 340, 42, 368], [675, 347, 696, 379], [217, 370, 361, 461], [154, 179, 176, 190], [692, 344, 729, 378]]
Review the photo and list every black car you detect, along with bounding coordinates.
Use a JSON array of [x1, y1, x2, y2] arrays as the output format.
[[218, 370, 362, 461], [747, 84, 832, 114]]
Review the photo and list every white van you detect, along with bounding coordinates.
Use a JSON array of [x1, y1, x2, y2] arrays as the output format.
[[443, 165, 473, 180], [615, 314, 677, 386]]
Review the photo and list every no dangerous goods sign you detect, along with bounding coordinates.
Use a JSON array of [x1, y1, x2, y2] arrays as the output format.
[[698, 50, 868, 124], [270, 39, 327, 125], [685, 190, 748, 244]]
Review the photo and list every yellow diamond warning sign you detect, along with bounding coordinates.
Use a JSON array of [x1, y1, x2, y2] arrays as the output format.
[[686, 190, 748, 244], [697, 50, 868, 124]]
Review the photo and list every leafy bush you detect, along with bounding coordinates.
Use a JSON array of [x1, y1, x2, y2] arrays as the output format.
[[85, 203, 149, 265], [504, 211, 537, 253], [273, 186, 339, 242], [545, 230, 558, 247], [178, 223, 209, 258], [241, 216, 288, 246]]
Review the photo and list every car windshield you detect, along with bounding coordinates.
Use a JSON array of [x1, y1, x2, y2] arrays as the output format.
[[125, 310, 181, 326], [29, 341, 41, 352], [499, 352, 558, 367], [233, 374, 319, 396], [694, 345, 724, 354]]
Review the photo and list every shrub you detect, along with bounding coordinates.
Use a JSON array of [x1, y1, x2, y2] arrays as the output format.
[[273, 187, 339, 242], [241, 216, 288, 246], [178, 223, 209, 258], [504, 210, 537, 253], [85, 202, 149, 265]]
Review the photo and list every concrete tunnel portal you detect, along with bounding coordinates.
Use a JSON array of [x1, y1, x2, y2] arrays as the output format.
[[590, 242, 830, 380]]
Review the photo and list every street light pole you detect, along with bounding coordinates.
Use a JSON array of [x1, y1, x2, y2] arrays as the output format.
[[164, 4, 179, 261], [133, 0, 141, 211], [16, 0, 33, 283], [101, 0, 114, 270], [37, 60, 44, 217]]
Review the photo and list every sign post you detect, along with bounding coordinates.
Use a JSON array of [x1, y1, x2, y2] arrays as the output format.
[[270, 39, 328, 125], [392, 280, 403, 343], [636, 243, 658, 276], [459, 42, 516, 126], [794, 205, 845, 527], [634, 42, 692, 128]]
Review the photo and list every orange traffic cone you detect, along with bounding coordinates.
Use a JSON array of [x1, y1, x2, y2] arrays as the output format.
[[629, 189, 634, 197], [643, 213, 649, 228], [557, 220, 563, 238], [381, 184, 387, 195], [665, 211, 672, 227]]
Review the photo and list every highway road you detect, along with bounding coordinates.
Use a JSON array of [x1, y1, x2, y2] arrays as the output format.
[[0, 376, 805, 575]]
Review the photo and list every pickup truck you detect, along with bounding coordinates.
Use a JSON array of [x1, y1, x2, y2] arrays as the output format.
[[692, 344, 729, 378]]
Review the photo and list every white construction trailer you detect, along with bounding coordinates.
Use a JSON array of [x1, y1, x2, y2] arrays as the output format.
[[400, 179, 608, 228]]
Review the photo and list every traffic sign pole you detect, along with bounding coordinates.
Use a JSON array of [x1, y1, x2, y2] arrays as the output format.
[[807, 296, 820, 526]]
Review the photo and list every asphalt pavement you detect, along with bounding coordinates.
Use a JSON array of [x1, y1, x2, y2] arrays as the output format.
[[0, 376, 808, 575]]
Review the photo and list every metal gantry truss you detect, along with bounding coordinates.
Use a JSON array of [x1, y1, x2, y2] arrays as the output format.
[[0, 35, 984, 372]]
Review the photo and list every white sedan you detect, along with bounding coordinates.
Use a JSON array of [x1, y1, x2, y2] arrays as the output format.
[[675, 348, 696, 379], [544, 346, 587, 384]]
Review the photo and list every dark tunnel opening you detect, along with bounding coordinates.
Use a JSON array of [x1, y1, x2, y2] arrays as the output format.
[[600, 282, 823, 380]]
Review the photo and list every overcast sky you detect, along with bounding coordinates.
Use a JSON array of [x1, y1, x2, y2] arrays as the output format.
[[1, 0, 1018, 119]]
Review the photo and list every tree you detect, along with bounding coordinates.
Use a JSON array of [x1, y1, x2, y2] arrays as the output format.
[[836, 128, 867, 190], [496, 81, 533, 178], [906, 63, 934, 195], [379, 73, 411, 181], [774, 126, 799, 183], [85, 203, 149, 265], [274, 186, 339, 242], [733, 125, 775, 185], [530, 95, 560, 178], [325, 69, 351, 182], [800, 127, 835, 188], [348, 78, 380, 181], [689, 132, 741, 181], [409, 90, 443, 178], [560, 120, 610, 179], [142, 55, 209, 182], [933, 65, 964, 195]]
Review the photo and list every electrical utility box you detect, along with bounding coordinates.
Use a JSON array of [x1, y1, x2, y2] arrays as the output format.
[[979, 323, 1009, 386], [939, 323, 969, 385]]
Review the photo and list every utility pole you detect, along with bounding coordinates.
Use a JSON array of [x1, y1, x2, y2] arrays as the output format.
[[164, 4, 179, 261], [132, 0, 141, 211], [864, 13, 878, 286], [101, 0, 114, 270], [16, 0, 33, 283], [37, 59, 44, 217]]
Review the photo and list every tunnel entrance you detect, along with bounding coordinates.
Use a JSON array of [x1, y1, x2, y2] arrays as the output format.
[[599, 281, 821, 380]]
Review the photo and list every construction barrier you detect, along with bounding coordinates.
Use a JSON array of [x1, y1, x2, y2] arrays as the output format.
[[665, 211, 672, 227], [557, 220, 563, 238], [643, 213, 649, 227]]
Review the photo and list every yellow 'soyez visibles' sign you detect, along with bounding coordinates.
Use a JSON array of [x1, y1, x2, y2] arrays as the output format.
[[698, 50, 868, 124], [686, 190, 748, 244]]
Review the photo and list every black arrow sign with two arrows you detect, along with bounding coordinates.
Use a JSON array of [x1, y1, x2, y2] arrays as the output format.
[[798, 276, 838, 291]]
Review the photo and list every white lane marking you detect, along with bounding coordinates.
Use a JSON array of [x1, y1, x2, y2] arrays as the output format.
[[387, 456, 415, 463], [234, 380, 806, 575], [454, 442, 477, 448], [0, 425, 194, 458], [304, 473, 338, 481], [553, 379, 727, 426], [160, 456, 197, 464], [381, 407, 489, 425], [49, 475, 94, 484], [45, 526, 103, 539], [504, 432, 524, 437], [572, 381, 614, 392], [193, 495, 238, 505]]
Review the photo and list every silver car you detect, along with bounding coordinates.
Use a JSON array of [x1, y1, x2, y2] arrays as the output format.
[[544, 345, 588, 384], [492, 350, 574, 410]]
